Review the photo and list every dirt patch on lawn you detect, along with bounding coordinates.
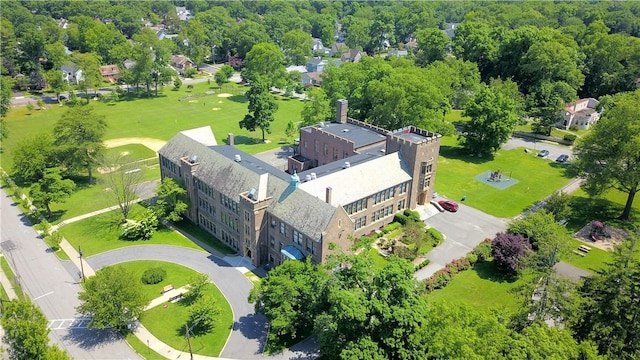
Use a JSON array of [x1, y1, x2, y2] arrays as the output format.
[[104, 138, 166, 152], [217, 93, 232, 98], [212, 108, 221, 111], [574, 221, 630, 251]]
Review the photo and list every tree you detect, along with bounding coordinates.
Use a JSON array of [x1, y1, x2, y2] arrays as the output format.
[[282, 29, 312, 65], [415, 27, 451, 66], [53, 106, 107, 183], [185, 273, 211, 304], [239, 77, 278, 142], [527, 80, 576, 135], [543, 191, 572, 222], [101, 154, 144, 221], [154, 177, 188, 222], [73, 52, 102, 102], [219, 64, 234, 79], [45, 70, 68, 101], [11, 134, 56, 184], [491, 232, 531, 274], [77, 265, 148, 333], [569, 237, 640, 359], [29, 167, 75, 218], [459, 84, 519, 156], [300, 88, 332, 127], [232, 20, 271, 59], [244, 42, 286, 87], [1, 299, 64, 360], [186, 295, 219, 336], [214, 71, 227, 89], [1, 76, 13, 118], [574, 90, 640, 221], [285, 119, 296, 142]]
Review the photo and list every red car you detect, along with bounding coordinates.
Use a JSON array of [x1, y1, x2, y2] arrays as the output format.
[[438, 200, 459, 212]]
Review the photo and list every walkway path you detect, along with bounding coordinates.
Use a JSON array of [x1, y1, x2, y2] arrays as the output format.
[[0, 254, 18, 300]]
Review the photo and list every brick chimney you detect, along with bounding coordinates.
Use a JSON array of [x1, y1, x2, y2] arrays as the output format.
[[228, 133, 234, 146], [336, 99, 348, 123], [325, 187, 332, 204]]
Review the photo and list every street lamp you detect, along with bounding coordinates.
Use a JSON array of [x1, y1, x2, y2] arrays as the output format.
[[78, 246, 85, 283]]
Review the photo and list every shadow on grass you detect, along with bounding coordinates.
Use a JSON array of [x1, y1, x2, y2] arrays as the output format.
[[117, 93, 168, 102], [473, 261, 519, 284], [439, 144, 496, 164], [228, 95, 247, 103], [223, 135, 262, 146], [567, 195, 633, 232], [548, 161, 579, 178]]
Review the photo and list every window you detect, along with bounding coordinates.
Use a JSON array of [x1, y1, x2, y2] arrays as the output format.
[[421, 160, 433, 175], [398, 182, 407, 194], [293, 230, 301, 245], [372, 187, 395, 205], [304, 141, 307, 148], [354, 216, 367, 230], [344, 198, 367, 215], [245, 211, 250, 221], [422, 176, 431, 191], [270, 236, 275, 248], [371, 205, 394, 222], [323, 143, 328, 156], [397, 199, 406, 211], [314, 140, 319, 153], [280, 222, 286, 235]]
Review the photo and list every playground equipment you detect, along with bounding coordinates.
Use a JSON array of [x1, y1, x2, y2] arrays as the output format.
[[487, 169, 512, 182], [590, 221, 611, 241]]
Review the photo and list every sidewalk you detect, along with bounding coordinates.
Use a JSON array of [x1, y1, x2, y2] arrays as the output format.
[[0, 254, 18, 300], [50, 199, 143, 232]]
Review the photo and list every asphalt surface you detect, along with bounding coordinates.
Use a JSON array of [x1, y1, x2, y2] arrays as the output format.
[[0, 187, 141, 360], [415, 200, 509, 280], [503, 137, 574, 162], [87, 246, 319, 360]]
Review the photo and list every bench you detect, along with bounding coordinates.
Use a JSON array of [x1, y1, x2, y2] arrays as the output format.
[[161, 284, 174, 294], [168, 293, 184, 303], [572, 250, 586, 257], [578, 245, 592, 253]]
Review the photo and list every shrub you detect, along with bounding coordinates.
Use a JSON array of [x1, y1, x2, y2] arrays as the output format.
[[382, 222, 401, 234], [141, 267, 166, 284], [466, 252, 478, 265], [184, 68, 197, 78], [393, 244, 417, 260], [473, 239, 493, 263], [394, 213, 409, 225], [415, 259, 430, 271], [173, 78, 182, 90], [121, 211, 158, 240], [423, 257, 473, 292], [404, 209, 421, 222], [563, 134, 577, 143], [426, 228, 443, 243]]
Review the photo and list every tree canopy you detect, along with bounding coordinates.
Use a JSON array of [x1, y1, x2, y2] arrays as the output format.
[[239, 77, 278, 142]]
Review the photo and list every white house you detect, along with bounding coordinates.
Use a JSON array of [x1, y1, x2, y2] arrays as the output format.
[[61, 63, 83, 85], [559, 98, 601, 130]]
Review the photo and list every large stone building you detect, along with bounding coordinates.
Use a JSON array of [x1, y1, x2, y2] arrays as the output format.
[[158, 101, 441, 267]]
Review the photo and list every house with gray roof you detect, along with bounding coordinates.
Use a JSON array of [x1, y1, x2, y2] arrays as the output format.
[[159, 101, 441, 268], [61, 63, 83, 85]]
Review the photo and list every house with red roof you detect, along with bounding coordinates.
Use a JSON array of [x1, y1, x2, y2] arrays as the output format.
[[559, 98, 601, 130]]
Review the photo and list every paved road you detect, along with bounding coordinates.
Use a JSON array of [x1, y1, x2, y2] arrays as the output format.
[[503, 137, 573, 162], [0, 188, 141, 360], [415, 201, 509, 280], [87, 246, 319, 360]]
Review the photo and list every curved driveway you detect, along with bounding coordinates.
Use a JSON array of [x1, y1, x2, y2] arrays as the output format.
[[86, 245, 268, 359]]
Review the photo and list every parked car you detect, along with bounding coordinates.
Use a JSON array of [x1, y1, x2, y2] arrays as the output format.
[[556, 154, 569, 163], [58, 95, 67, 101], [438, 200, 459, 212], [537, 149, 549, 157]]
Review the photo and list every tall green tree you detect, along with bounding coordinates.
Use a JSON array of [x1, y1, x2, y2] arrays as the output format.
[[77, 265, 148, 333], [1, 299, 71, 360], [574, 90, 640, 221], [415, 27, 451, 66], [300, 88, 332, 127], [154, 177, 188, 222], [45, 70, 68, 101], [73, 52, 102, 102], [244, 43, 287, 88], [1, 76, 13, 118], [239, 77, 278, 142], [282, 29, 313, 65], [53, 106, 107, 183], [11, 133, 56, 184], [459, 84, 519, 156], [569, 237, 640, 359], [29, 167, 75, 218]]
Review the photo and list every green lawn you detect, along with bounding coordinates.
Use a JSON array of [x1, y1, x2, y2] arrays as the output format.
[[567, 188, 640, 232], [173, 220, 235, 255], [1, 82, 305, 172], [426, 261, 526, 314], [0, 257, 24, 300], [563, 239, 613, 273], [104, 144, 157, 161], [435, 136, 574, 217], [58, 205, 206, 256], [114, 261, 202, 303], [141, 275, 233, 357], [368, 248, 389, 270]]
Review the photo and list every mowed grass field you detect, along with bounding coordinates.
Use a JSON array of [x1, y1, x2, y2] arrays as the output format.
[[435, 136, 574, 218], [1, 82, 305, 171]]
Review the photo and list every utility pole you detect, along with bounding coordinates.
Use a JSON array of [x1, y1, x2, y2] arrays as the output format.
[[185, 324, 194, 360], [78, 246, 85, 282]]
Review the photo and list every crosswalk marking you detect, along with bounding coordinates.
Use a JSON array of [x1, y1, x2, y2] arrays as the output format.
[[47, 318, 91, 330]]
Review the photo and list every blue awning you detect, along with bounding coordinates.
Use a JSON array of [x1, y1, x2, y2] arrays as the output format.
[[281, 245, 304, 260]]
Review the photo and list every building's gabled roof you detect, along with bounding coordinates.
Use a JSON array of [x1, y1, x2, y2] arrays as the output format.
[[298, 151, 412, 206], [307, 58, 325, 66], [180, 126, 217, 147], [61, 63, 80, 74], [100, 65, 120, 76], [159, 134, 337, 241]]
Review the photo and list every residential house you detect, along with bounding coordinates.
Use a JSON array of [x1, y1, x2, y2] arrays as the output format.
[[306, 58, 327, 73], [329, 42, 346, 57], [341, 49, 364, 63], [176, 7, 192, 21], [123, 59, 136, 70], [442, 23, 459, 39], [404, 38, 418, 53], [302, 72, 323, 87], [389, 49, 408, 57], [312, 38, 331, 56], [559, 98, 601, 130], [57, 18, 69, 29], [286, 65, 307, 74], [61, 63, 83, 85], [149, 26, 166, 40], [635, 77, 640, 89], [159, 100, 441, 268], [171, 55, 195, 75], [100, 65, 120, 82]]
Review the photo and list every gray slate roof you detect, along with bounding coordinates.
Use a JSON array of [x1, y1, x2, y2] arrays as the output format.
[[159, 134, 337, 241]]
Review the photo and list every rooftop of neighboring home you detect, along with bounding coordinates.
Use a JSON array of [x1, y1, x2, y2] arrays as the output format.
[[565, 98, 599, 115], [100, 65, 120, 76]]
